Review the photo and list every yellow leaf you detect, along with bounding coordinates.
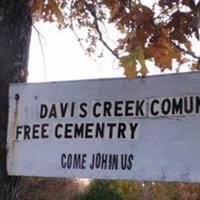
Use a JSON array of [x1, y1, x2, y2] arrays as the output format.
[[49, 0, 63, 25], [120, 53, 137, 79], [120, 47, 148, 78], [134, 47, 148, 77]]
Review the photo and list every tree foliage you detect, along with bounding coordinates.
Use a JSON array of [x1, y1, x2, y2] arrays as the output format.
[[72, 180, 123, 200], [32, 0, 200, 78], [73, 180, 200, 200]]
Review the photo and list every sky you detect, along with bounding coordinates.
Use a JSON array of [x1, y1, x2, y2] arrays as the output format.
[[28, 22, 124, 83]]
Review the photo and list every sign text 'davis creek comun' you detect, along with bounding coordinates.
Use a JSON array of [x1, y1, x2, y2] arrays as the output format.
[[14, 95, 200, 141]]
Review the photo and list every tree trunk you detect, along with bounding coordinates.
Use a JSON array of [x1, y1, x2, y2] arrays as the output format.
[[0, 1, 32, 199]]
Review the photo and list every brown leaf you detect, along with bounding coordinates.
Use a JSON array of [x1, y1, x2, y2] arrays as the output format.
[[191, 63, 200, 71], [182, 0, 195, 9], [145, 37, 181, 70], [158, 0, 179, 8], [32, 0, 43, 21], [168, 11, 193, 42]]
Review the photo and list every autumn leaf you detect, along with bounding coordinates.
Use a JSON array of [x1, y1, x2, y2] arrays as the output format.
[[49, 0, 63, 25], [159, 0, 179, 8], [120, 47, 148, 78], [32, 0, 43, 21], [168, 11, 193, 43], [120, 52, 137, 79], [191, 63, 200, 71], [134, 47, 149, 77], [182, 0, 195, 9], [146, 37, 181, 70]]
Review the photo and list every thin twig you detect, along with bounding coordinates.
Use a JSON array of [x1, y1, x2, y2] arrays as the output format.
[[171, 40, 200, 60], [33, 24, 47, 81], [70, 22, 86, 53], [67, 2, 101, 66], [84, 2, 119, 59]]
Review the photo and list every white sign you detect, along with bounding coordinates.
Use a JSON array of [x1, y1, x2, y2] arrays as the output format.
[[7, 72, 200, 182]]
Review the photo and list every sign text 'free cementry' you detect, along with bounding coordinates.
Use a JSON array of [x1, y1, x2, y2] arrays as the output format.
[[7, 72, 200, 182]]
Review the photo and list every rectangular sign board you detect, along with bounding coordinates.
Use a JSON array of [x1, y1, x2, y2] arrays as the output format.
[[7, 72, 200, 182]]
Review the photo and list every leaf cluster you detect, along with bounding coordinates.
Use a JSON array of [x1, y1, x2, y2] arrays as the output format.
[[31, 0, 200, 78]]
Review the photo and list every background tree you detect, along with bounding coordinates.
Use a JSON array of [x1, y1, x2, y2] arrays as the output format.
[[72, 180, 123, 200], [73, 180, 200, 200], [0, 1, 32, 199], [1, 0, 200, 199]]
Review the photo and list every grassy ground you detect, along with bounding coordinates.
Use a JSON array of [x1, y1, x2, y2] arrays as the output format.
[[20, 177, 84, 200]]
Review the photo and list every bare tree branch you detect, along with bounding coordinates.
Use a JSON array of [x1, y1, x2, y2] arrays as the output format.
[[68, 2, 100, 66], [171, 40, 200, 60], [84, 2, 119, 59]]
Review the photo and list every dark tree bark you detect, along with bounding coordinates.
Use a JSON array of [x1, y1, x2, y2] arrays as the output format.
[[0, 1, 32, 199]]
